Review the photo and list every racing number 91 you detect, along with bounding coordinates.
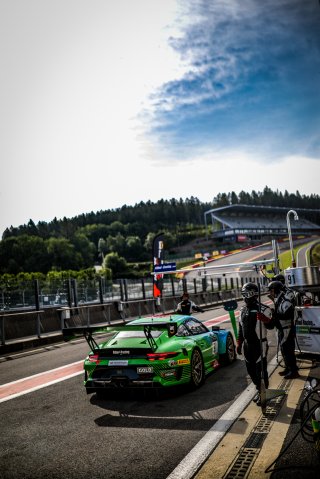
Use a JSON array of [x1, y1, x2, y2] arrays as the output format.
[[286, 273, 296, 286]]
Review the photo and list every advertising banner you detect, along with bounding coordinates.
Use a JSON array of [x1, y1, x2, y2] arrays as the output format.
[[152, 233, 165, 298], [295, 306, 320, 355]]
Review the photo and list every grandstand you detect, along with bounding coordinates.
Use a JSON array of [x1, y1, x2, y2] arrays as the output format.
[[204, 204, 320, 242]]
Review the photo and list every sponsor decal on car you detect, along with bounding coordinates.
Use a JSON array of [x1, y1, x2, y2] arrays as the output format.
[[160, 371, 177, 378], [108, 360, 129, 366], [168, 360, 178, 367], [137, 367, 153, 374], [177, 359, 190, 365]]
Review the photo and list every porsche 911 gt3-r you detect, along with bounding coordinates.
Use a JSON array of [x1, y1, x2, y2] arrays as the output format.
[[63, 314, 236, 394]]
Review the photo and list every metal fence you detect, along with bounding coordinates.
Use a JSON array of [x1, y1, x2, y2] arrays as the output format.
[[0, 273, 266, 311]]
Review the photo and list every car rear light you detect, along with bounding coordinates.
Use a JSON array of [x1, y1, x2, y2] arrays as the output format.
[[146, 352, 179, 361], [88, 354, 100, 364]]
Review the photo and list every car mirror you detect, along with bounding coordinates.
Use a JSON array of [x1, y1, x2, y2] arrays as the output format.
[[167, 323, 177, 336]]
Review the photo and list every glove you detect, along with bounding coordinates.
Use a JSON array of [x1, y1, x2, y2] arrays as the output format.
[[236, 341, 243, 355], [257, 312, 271, 324]]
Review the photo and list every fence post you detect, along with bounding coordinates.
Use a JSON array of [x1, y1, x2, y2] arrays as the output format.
[[34, 279, 41, 338], [141, 278, 146, 300], [119, 280, 124, 302], [170, 276, 175, 297], [193, 278, 197, 294], [98, 277, 104, 304], [182, 278, 187, 292], [123, 279, 128, 302], [67, 279, 72, 307], [72, 279, 78, 307], [34, 279, 40, 311]]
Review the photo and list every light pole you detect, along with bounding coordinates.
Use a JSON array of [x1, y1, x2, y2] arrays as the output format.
[[286, 209, 299, 267]]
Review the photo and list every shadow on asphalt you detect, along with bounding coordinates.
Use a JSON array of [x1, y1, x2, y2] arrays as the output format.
[[89, 360, 249, 432]]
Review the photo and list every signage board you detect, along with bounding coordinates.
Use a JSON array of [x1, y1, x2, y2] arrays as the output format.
[[154, 262, 176, 273], [295, 306, 320, 355]]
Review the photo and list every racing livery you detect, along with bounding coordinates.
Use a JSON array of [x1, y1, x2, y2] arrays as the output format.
[[63, 314, 236, 394]]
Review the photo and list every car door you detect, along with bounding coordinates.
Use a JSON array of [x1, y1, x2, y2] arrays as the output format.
[[184, 318, 217, 368]]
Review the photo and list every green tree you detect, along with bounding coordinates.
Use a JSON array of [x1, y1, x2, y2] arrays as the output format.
[[106, 233, 126, 256], [125, 236, 144, 261], [71, 232, 96, 267], [103, 252, 128, 278], [0, 235, 49, 274], [46, 237, 82, 271]]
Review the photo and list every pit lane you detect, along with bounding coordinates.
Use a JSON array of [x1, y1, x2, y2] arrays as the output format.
[[0, 244, 287, 478], [0, 302, 279, 479]]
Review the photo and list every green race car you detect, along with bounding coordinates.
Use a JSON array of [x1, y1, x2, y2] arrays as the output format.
[[63, 314, 236, 393]]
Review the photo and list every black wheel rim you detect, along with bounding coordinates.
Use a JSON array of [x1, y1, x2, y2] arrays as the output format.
[[191, 349, 203, 386], [226, 335, 235, 361]]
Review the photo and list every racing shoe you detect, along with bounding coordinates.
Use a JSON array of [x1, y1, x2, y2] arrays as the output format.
[[253, 392, 260, 404], [278, 369, 289, 376], [255, 394, 261, 407]]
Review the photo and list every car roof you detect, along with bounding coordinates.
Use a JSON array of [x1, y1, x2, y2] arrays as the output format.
[[127, 314, 191, 326]]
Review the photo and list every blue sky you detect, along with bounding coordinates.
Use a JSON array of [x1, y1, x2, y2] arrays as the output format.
[[1, 0, 320, 236]]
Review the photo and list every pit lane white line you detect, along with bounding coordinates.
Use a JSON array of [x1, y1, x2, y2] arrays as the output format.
[[166, 355, 279, 479]]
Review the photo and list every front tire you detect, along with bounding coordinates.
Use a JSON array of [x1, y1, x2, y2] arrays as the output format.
[[190, 348, 205, 388]]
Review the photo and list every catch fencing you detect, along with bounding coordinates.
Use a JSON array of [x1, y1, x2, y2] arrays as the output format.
[[0, 273, 267, 349]]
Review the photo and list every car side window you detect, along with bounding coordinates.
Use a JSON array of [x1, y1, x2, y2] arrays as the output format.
[[184, 318, 208, 335], [176, 324, 190, 337]]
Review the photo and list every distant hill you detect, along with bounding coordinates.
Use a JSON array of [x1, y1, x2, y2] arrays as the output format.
[[1, 187, 319, 275]]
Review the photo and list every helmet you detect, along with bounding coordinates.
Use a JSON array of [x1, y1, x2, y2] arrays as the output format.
[[241, 282, 259, 299], [268, 280, 284, 295], [273, 274, 285, 284]]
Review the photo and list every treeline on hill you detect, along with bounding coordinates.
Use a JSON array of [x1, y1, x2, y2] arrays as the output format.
[[1, 187, 319, 277]]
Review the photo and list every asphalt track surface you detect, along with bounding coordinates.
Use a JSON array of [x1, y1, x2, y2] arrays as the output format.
[[0, 242, 319, 479]]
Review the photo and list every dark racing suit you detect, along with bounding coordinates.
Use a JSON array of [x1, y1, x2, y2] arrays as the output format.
[[237, 300, 273, 391], [176, 299, 204, 315], [273, 287, 298, 374]]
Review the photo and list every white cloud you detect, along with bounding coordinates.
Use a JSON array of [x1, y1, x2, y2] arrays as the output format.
[[0, 0, 319, 236]]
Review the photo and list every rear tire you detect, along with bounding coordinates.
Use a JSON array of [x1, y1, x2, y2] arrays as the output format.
[[220, 333, 236, 365], [190, 348, 205, 389]]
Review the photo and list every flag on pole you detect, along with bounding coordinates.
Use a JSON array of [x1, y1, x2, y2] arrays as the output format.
[[153, 233, 165, 298]]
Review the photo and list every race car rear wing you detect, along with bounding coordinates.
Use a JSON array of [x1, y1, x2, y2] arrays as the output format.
[[62, 320, 178, 352], [62, 323, 112, 350]]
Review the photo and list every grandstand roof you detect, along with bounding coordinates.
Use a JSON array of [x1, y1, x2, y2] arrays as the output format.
[[204, 204, 320, 240]]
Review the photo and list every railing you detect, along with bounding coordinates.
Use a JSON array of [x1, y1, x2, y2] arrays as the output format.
[[0, 272, 264, 311], [0, 272, 268, 348]]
